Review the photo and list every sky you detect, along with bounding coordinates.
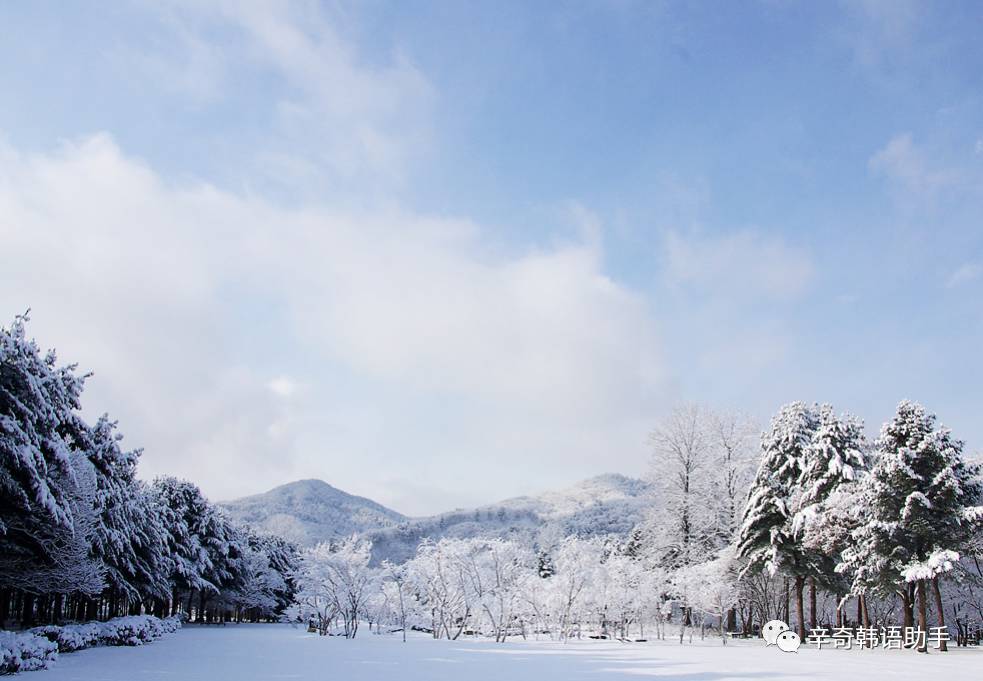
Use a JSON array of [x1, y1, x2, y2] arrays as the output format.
[[1, 0, 982, 516]]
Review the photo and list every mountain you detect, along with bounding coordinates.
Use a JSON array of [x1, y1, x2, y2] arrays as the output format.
[[366, 473, 653, 563], [218, 479, 407, 547], [221, 473, 653, 565]]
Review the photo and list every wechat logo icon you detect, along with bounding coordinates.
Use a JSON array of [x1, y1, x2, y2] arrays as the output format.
[[762, 620, 789, 646]]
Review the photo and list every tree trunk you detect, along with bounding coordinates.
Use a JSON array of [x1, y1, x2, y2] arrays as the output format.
[[858, 594, 872, 647], [0, 589, 9, 627], [916, 579, 929, 653], [21, 593, 35, 627], [794, 575, 806, 639], [900, 588, 913, 634], [931, 577, 948, 652], [53, 593, 63, 625], [808, 577, 817, 631], [782, 578, 790, 624]]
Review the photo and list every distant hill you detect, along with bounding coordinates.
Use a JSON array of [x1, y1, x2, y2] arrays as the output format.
[[218, 479, 407, 547], [221, 473, 653, 564], [366, 473, 653, 563]]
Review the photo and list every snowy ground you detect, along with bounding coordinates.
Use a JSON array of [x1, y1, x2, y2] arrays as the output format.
[[39, 624, 983, 681]]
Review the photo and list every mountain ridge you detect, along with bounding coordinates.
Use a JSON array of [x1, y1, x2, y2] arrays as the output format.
[[219, 473, 652, 564]]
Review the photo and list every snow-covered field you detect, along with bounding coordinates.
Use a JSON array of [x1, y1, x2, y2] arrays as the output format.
[[38, 624, 983, 681]]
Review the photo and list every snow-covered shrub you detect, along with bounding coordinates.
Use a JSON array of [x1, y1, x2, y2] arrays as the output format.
[[27, 614, 184, 657], [0, 631, 59, 674], [160, 615, 184, 633], [98, 616, 154, 646], [95, 615, 183, 647], [73, 623, 105, 648], [30, 624, 88, 653]]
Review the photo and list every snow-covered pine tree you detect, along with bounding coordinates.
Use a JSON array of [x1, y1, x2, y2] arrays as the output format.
[[792, 405, 867, 631], [86, 416, 171, 614], [248, 533, 298, 618], [800, 480, 862, 628], [0, 314, 110, 623], [736, 401, 817, 638], [225, 537, 287, 621], [207, 511, 252, 620], [844, 401, 982, 652], [794, 405, 867, 530], [0, 451, 106, 607], [150, 477, 217, 616], [1, 313, 86, 549]]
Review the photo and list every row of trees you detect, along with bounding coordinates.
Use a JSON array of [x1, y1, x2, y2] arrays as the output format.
[[291, 533, 672, 643], [634, 401, 982, 652], [1, 315, 297, 628], [737, 400, 982, 652]]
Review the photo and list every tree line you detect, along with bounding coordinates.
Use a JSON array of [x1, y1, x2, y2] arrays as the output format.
[[736, 400, 982, 652], [1, 315, 297, 628], [289, 403, 983, 653], [5, 313, 982, 652]]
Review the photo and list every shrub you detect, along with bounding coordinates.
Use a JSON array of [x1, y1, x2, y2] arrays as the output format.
[[0, 631, 59, 674], [7, 614, 183, 673]]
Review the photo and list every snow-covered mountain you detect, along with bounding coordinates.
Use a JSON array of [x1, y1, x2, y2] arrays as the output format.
[[218, 479, 408, 547], [366, 473, 653, 563], [221, 473, 653, 564]]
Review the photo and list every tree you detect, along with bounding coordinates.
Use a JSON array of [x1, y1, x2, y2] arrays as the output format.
[[381, 561, 413, 642], [227, 541, 287, 620], [708, 410, 758, 547], [549, 536, 605, 641], [150, 477, 217, 617], [293, 535, 375, 638], [0, 451, 105, 601], [86, 417, 170, 608], [647, 405, 717, 574], [792, 405, 867, 630], [461, 539, 532, 642], [844, 401, 982, 652], [737, 401, 817, 639], [1, 314, 107, 624], [1, 313, 87, 557], [672, 547, 741, 645]]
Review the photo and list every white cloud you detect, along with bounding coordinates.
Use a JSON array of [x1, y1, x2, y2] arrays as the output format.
[[946, 263, 982, 289], [138, 0, 434, 193], [868, 133, 956, 198], [661, 228, 813, 303], [268, 376, 298, 398], [0, 133, 668, 510]]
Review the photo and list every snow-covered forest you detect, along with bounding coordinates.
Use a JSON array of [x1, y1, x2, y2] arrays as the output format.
[[1, 315, 298, 635], [5, 313, 983, 669], [288, 402, 983, 655]]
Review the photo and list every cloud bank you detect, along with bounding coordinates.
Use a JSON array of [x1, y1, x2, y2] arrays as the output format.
[[0, 133, 667, 514]]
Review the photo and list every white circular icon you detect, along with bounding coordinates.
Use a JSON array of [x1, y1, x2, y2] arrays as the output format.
[[776, 630, 801, 653], [762, 620, 789, 646]]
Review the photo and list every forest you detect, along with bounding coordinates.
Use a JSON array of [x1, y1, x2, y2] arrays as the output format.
[[1, 315, 297, 631], [3, 313, 983, 664]]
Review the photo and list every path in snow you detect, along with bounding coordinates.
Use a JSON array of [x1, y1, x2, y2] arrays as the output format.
[[39, 624, 983, 681]]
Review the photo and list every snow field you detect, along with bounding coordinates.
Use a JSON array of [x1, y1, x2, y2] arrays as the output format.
[[37, 623, 983, 681]]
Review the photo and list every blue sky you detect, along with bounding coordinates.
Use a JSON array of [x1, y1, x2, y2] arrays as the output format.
[[1, 1, 981, 514]]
